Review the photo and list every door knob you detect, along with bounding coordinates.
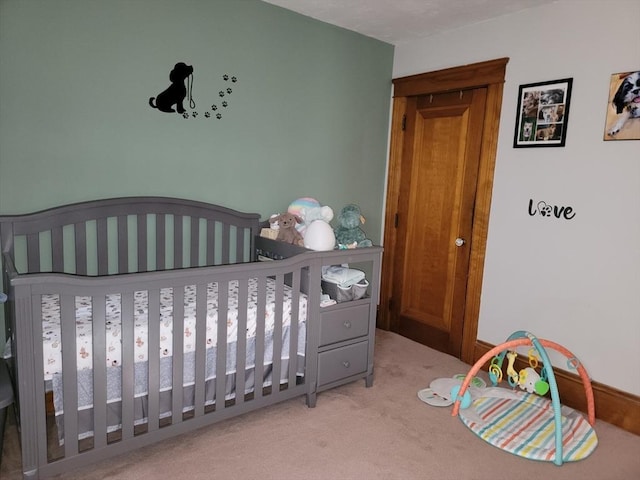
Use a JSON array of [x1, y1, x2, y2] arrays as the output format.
[[455, 237, 466, 247]]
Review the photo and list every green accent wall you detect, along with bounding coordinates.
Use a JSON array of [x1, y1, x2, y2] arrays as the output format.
[[0, 0, 394, 347]]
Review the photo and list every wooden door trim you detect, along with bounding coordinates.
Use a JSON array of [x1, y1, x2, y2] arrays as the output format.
[[392, 58, 509, 97], [379, 58, 509, 364]]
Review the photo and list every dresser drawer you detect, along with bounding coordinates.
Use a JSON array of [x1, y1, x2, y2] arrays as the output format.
[[319, 303, 369, 346], [317, 341, 368, 387]]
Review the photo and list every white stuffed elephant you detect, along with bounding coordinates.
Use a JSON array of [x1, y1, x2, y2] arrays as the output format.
[[518, 367, 550, 395], [518, 367, 540, 393], [301, 205, 336, 251]]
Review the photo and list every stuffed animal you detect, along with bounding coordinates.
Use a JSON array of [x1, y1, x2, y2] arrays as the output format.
[[272, 212, 304, 246], [301, 205, 336, 251], [259, 213, 281, 240], [287, 197, 321, 235], [517, 367, 550, 396], [334, 204, 372, 248]]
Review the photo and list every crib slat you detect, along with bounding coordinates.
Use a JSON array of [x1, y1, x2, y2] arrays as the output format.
[[235, 280, 248, 407], [288, 271, 301, 384], [147, 289, 161, 431], [156, 214, 166, 270], [27, 232, 40, 273], [271, 275, 284, 393], [236, 228, 244, 263], [206, 220, 215, 266], [51, 226, 64, 272], [121, 292, 135, 440], [75, 222, 87, 275], [174, 216, 183, 269], [254, 277, 266, 402], [137, 214, 148, 272], [61, 294, 79, 456], [190, 217, 199, 267], [31, 294, 49, 469], [215, 281, 228, 409], [97, 218, 108, 275], [194, 283, 207, 416], [221, 224, 229, 264], [92, 295, 108, 447], [117, 215, 128, 274], [172, 287, 185, 423]]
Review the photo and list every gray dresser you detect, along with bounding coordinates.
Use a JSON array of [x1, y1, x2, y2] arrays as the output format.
[[255, 237, 382, 406]]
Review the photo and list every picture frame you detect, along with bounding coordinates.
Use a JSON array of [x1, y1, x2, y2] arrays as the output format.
[[513, 78, 572, 148], [603, 70, 640, 141]]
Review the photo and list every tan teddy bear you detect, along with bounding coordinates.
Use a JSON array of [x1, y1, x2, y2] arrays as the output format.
[[273, 212, 304, 246]]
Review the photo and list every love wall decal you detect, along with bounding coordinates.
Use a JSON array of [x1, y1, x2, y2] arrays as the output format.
[[528, 199, 576, 220]]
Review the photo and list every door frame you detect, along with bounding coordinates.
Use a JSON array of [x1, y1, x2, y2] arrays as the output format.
[[378, 58, 509, 364]]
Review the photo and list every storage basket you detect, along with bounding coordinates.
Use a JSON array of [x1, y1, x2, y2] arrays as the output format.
[[321, 277, 369, 303]]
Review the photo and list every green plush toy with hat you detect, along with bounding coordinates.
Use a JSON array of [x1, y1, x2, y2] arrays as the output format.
[[334, 204, 373, 248]]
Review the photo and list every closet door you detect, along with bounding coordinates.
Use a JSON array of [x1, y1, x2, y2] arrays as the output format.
[[381, 58, 507, 361], [391, 88, 486, 357]]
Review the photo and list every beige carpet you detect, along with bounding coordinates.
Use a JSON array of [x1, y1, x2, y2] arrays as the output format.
[[2, 329, 639, 479]]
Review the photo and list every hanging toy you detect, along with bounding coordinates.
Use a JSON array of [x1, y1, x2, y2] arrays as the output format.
[[517, 367, 550, 395], [488, 355, 503, 385], [537, 366, 550, 395], [527, 347, 539, 369], [516, 348, 549, 395], [506, 351, 519, 387]]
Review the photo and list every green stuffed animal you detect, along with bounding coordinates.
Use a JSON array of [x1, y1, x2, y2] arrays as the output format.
[[334, 204, 372, 248]]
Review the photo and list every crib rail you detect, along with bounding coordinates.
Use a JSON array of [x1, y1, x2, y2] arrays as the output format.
[[0, 196, 262, 276], [7, 253, 321, 477]]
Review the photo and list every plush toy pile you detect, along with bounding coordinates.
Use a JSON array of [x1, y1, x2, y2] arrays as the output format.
[[264, 198, 335, 250], [264, 199, 373, 251]]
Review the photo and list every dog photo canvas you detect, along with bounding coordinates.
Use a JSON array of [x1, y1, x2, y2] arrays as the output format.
[[603, 71, 640, 141]]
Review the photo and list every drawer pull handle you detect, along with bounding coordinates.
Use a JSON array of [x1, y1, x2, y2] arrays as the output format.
[[342, 361, 351, 368], [343, 321, 352, 329]]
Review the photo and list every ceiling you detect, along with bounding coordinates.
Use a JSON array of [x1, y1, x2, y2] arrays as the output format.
[[262, 0, 557, 44]]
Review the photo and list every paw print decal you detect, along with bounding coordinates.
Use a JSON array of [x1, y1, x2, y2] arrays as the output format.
[[537, 201, 553, 217]]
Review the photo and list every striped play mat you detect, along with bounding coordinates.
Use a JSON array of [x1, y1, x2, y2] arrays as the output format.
[[458, 389, 597, 462]]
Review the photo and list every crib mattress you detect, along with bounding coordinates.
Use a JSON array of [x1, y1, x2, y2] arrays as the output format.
[[458, 390, 597, 463], [41, 278, 307, 380]]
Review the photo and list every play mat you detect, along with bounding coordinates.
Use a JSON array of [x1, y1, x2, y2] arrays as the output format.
[[424, 331, 598, 466]]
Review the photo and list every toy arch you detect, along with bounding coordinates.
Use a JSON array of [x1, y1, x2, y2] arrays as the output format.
[[451, 331, 596, 466]]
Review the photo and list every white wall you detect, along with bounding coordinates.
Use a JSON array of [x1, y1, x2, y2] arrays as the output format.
[[393, 0, 640, 395]]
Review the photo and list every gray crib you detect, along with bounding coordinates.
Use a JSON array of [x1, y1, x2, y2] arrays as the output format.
[[0, 197, 382, 478]]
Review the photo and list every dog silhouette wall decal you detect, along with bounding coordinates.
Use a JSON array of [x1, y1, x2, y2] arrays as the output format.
[[149, 62, 195, 113]]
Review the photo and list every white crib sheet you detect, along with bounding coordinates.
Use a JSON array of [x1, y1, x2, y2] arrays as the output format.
[[41, 278, 307, 380]]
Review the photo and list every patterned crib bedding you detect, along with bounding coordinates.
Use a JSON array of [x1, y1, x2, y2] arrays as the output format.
[[41, 278, 308, 381], [41, 277, 308, 441]]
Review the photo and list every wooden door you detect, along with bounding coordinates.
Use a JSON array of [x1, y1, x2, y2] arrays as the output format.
[[378, 58, 508, 363], [393, 88, 486, 357]]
